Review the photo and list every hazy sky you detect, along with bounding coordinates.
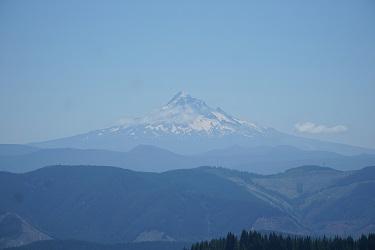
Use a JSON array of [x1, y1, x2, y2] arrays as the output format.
[[1, 0, 374, 148]]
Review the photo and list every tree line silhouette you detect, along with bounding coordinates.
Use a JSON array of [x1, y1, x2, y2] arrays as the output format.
[[190, 230, 375, 250]]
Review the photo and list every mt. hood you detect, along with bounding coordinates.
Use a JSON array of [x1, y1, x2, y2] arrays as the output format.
[[34, 92, 373, 155], [105, 91, 268, 137]]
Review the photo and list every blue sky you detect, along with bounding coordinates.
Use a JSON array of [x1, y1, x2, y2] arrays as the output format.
[[0, 0, 374, 148]]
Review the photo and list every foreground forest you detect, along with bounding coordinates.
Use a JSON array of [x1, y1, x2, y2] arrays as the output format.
[[190, 231, 375, 250]]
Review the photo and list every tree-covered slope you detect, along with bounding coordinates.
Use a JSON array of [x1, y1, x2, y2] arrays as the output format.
[[0, 166, 284, 243], [0, 165, 374, 247]]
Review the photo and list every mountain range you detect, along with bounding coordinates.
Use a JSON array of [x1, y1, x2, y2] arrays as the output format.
[[1, 144, 375, 174], [32, 92, 375, 155], [1, 164, 374, 248]]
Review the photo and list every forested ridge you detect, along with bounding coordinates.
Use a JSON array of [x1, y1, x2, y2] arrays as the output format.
[[2, 165, 375, 249], [190, 231, 375, 250]]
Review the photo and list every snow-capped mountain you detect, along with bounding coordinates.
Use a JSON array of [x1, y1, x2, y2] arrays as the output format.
[[33, 92, 374, 155], [97, 91, 268, 138]]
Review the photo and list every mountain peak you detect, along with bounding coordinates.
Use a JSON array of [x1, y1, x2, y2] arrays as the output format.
[[95, 92, 266, 139], [166, 91, 207, 108], [171, 91, 190, 100]]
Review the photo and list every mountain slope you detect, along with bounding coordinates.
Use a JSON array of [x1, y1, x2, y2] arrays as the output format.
[[247, 166, 375, 236], [0, 213, 50, 249], [0, 166, 286, 244], [32, 92, 375, 155], [0, 165, 374, 246]]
